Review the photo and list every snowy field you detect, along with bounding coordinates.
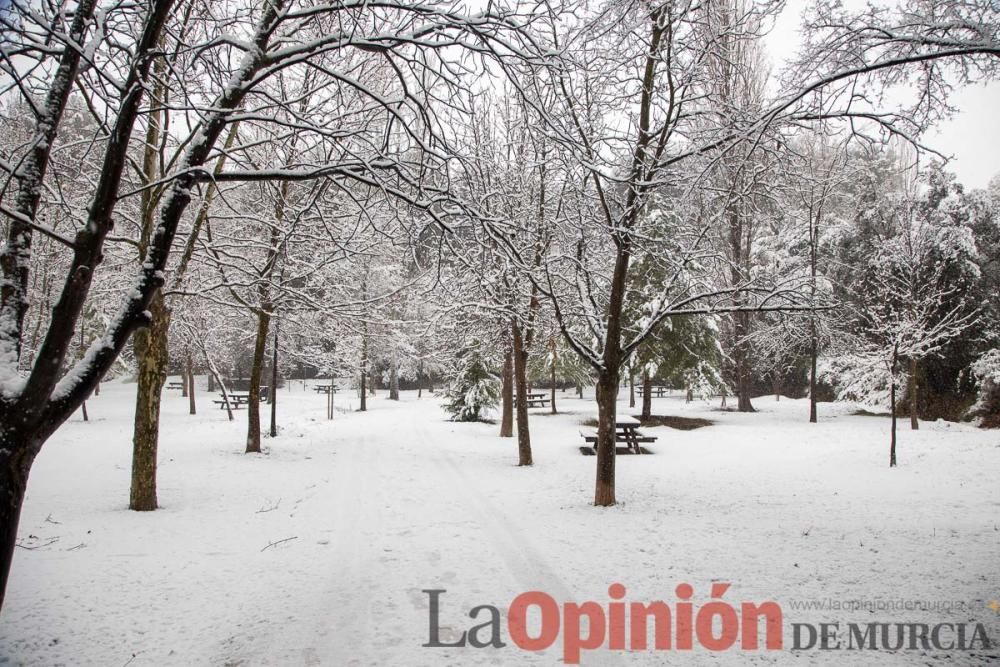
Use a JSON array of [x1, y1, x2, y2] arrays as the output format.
[[1, 379, 998, 666]]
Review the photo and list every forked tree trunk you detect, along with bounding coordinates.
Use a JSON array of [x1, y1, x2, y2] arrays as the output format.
[[187, 353, 196, 415], [641, 370, 652, 420], [512, 321, 532, 466], [500, 351, 513, 438], [246, 309, 271, 453], [130, 292, 170, 511], [909, 357, 919, 431]]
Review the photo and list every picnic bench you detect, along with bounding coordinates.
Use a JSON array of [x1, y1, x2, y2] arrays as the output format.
[[636, 385, 669, 397], [313, 384, 339, 394], [525, 391, 549, 408], [166, 381, 185, 390], [581, 416, 657, 455], [212, 388, 268, 410]]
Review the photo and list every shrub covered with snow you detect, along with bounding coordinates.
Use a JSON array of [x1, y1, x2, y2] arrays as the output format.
[[443, 346, 500, 422]]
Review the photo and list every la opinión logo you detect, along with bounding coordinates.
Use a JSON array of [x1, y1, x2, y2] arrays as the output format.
[[422, 583, 783, 664]]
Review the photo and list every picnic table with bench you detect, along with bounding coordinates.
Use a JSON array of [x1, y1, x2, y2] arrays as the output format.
[[166, 381, 185, 390], [581, 416, 657, 455], [525, 391, 549, 408], [212, 388, 268, 410], [313, 384, 339, 394], [636, 385, 669, 397]]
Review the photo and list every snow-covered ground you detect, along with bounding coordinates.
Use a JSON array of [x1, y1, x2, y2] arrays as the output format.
[[1, 380, 998, 666]]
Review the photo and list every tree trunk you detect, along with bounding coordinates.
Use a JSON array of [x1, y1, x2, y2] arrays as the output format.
[[359, 335, 368, 412], [733, 312, 755, 412], [389, 364, 400, 400], [550, 339, 557, 415], [594, 369, 619, 506], [500, 351, 513, 438], [0, 441, 35, 610], [130, 293, 170, 511], [246, 309, 271, 453], [187, 352, 196, 415], [629, 369, 635, 408], [512, 321, 532, 466], [207, 372, 215, 393], [909, 357, 919, 431], [809, 321, 818, 423], [641, 370, 652, 420], [890, 347, 898, 468], [269, 318, 278, 437]]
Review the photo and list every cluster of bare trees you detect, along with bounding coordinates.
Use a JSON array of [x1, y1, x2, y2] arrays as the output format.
[[0, 0, 997, 609]]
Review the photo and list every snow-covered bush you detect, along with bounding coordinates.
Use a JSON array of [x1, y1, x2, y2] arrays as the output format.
[[443, 346, 500, 422], [969, 350, 1000, 427]]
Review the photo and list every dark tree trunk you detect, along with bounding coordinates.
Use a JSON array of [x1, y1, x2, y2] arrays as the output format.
[[208, 372, 215, 393], [246, 309, 271, 453], [809, 322, 818, 423], [890, 346, 898, 467], [130, 292, 170, 511], [181, 371, 188, 397], [734, 317, 756, 412], [500, 351, 513, 438], [269, 319, 278, 437], [594, 369, 619, 506], [359, 334, 368, 412], [0, 441, 35, 610], [550, 339, 557, 415], [512, 321, 532, 466], [187, 352, 196, 415], [909, 357, 919, 431], [641, 370, 652, 420], [629, 369, 635, 408]]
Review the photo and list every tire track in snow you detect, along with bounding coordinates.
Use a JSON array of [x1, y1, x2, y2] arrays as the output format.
[[416, 426, 628, 667]]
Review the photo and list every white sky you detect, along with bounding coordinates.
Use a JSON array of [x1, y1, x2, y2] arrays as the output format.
[[764, 2, 1000, 191]]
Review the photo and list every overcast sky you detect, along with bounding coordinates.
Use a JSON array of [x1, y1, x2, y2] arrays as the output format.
[[765, 2, 1000, 191]]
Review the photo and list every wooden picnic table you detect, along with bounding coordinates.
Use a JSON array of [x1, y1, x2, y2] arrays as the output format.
[[525, 391, 549, 408], [212, 390, 267, 410], [636, 385, 669, 397], [582, 416, 657, 455], [166, 381, 184, 390], [313, 384, 339, 394]]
